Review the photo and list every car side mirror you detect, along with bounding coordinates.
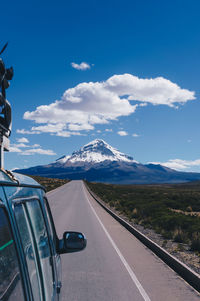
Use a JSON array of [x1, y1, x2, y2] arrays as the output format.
[[58, 231, 87, 254]]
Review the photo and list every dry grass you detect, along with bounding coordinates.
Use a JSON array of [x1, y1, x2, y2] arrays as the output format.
[[170, 208, 200, 217]]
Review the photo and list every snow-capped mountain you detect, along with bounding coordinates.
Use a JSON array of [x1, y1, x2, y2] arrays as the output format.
[[55, 139, 137, 165], [15, 139, 200, 184]]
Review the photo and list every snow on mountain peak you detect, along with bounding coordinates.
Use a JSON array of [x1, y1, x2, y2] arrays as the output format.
[[83, 139, 107, 148], [56, 139, 136, 164]]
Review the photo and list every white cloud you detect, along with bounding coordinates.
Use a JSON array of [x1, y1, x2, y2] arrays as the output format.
[[17, 137, 29, 143], [20, 148, 56, 156], [68, 123, 94, 131], [105, 129, 113, 132], [10, 146, 22, 153], [117, 130, 128, 136], [55, 131, 83, 137], [16, 129, 40, 135], [71, 62, 91, 70], [139, 103, 147, 107], [10, 146, 56, 156], [106, 74, 195, 106], [9, 141, 55, 156], [12, 143, 27, 148], [17, 124, 86, 137], [132, 133, 139, 137], [23, 82, 136, 134], [22, 73, 195, 136], [11, 142, 41, 149], [150, 159, 200, 171], [31, 123, 66, 133]]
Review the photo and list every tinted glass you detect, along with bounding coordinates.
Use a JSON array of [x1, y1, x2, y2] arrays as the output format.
[[44, 199, 57, 249], [14, 204, 41, 301], [0, 207, 24, 300], [26, 200, 54, 300], [44, 198, 62, 289]]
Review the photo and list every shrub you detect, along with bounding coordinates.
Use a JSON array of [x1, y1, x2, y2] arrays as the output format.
[[162, 240, 167, 248], [132, 208, 138, 218], [186, 206, 193, 212], [162, 231, 173, 240], [177, 243, 185, 252], [173, 228, 188, 243], [190, 233, 200, 252], [109, 201, 114, 207]]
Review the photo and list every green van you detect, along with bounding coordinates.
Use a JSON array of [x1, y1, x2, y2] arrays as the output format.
[[0, 170, 86, 301]]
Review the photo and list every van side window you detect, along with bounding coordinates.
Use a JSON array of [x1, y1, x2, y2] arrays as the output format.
[[14, 203, 42, 301], [44, 198, 57, 249], [0, 207, 25, 301], [26, 200, 55, 300]]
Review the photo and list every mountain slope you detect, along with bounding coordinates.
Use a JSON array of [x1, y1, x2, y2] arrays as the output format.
[[14, 139, 200, 184], [55, 139, 137, 165]]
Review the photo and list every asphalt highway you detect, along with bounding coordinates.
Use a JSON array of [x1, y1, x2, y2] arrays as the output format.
[[47, 180, 200, 301]]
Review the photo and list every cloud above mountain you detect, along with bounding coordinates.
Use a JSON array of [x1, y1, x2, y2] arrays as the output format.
[[10, 138, 56, 156], [150, 158, 200, 171], [21, 73, 195, 137], [117, 130, 128, 136], [106, 74, 194, 106], [17, 137, 29, 143]]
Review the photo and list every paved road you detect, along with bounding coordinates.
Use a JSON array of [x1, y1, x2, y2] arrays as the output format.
[[47, 180, 200, 301]]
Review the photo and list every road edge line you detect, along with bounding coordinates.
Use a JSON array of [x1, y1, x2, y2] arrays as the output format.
[[82, 183, 151, 301]]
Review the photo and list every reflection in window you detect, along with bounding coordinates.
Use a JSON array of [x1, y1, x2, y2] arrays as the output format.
[[26, 200, 54, 301], [0, 207, 24, 300], [44, 199, 57, 250], [14, 204, 41, 301]]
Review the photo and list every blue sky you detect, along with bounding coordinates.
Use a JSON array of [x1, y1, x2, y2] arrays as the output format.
[[1, 0, 200, 172]]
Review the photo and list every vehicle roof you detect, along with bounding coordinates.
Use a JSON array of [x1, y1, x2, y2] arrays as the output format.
[[0, 169, 43, 188]]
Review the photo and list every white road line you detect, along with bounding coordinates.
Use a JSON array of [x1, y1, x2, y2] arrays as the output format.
[[83, 184, 151, 301]]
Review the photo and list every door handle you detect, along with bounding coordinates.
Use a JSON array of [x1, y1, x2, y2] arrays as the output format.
[[56, 281, 62, 294]]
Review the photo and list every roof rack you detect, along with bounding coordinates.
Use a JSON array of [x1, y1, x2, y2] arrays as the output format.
[[0, 124, 10, 169], [0, 43, 13, 169]]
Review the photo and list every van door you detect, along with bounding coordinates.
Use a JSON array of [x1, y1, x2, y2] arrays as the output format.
[[14, 202, 43, 300], [14, 198, 58, 301], [0, 203, 25, 300], [44, 197, 62, 297]]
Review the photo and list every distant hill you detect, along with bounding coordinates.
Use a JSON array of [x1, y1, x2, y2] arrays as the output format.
[[14, 139, 200, 184]]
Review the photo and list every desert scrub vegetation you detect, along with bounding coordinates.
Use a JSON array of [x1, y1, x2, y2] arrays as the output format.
[[29, 175, 69, 192], [86, 181, 200, 252]]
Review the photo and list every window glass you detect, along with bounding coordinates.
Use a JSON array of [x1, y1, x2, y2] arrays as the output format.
[[0, 207, 24, 301], [14, 204, 41, 301], [44, 198, 62, 291], [44, 198, 57, 249], [26, 200, 54, 300]]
